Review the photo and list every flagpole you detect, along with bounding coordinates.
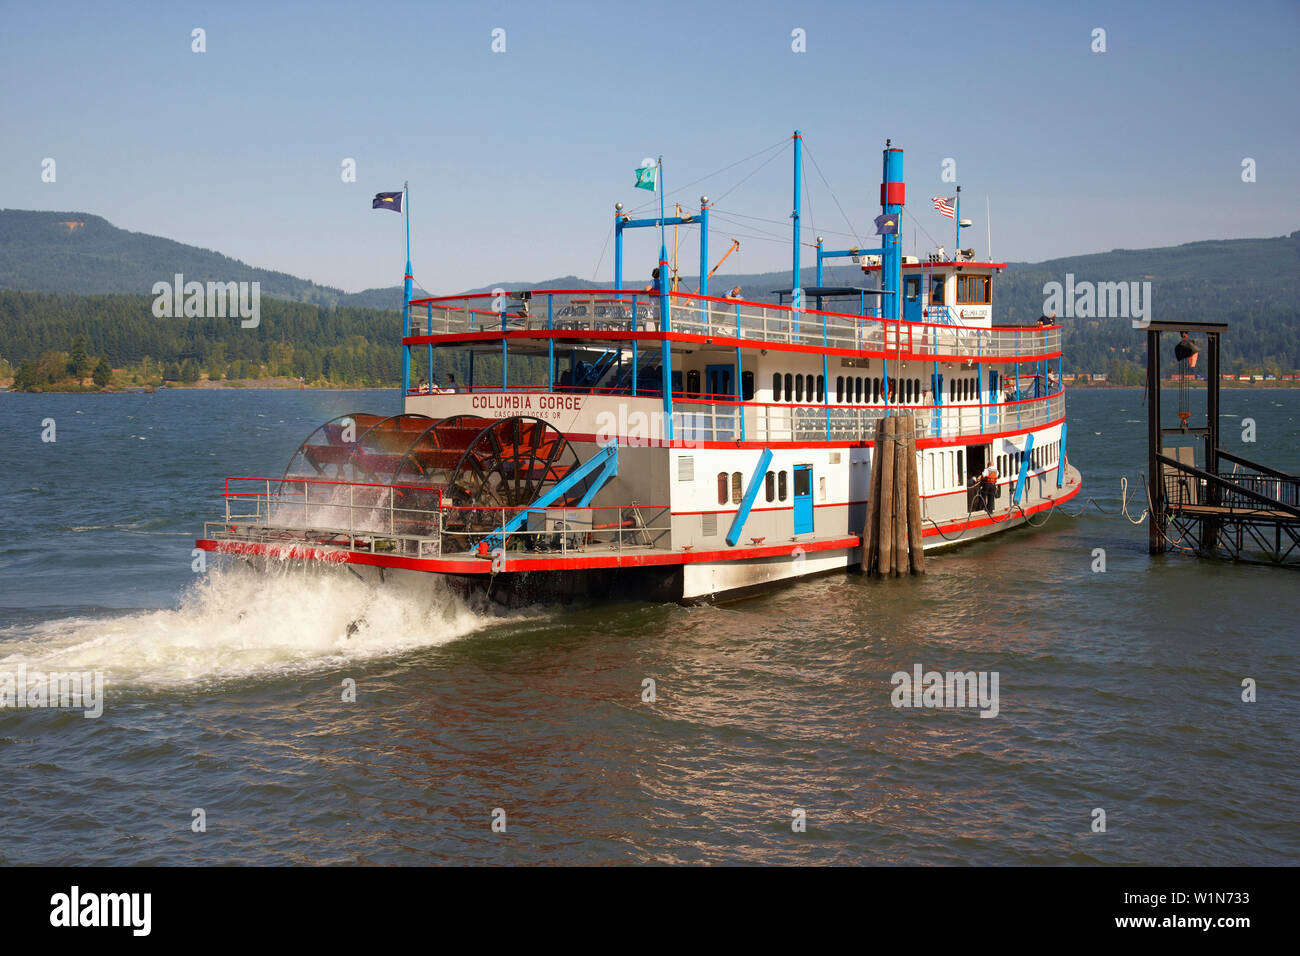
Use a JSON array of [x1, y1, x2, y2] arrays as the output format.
[[954, 185, 960, 260], [401, 181, 413, 397], [657, 156, 673, 439]]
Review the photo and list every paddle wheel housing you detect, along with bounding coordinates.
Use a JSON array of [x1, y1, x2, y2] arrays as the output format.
[[270, 413, 592, 553]]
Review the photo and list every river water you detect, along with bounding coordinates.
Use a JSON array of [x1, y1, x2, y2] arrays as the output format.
[[0, 387, 1296, 864]]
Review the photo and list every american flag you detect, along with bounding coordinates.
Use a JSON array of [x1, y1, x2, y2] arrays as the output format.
[[932, 196, 955, 219]]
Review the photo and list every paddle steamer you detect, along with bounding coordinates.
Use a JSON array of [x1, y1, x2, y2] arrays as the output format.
[[197, 138, 1081, 602]]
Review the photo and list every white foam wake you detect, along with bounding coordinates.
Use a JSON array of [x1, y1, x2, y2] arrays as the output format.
[[0, 561, 494, 690]]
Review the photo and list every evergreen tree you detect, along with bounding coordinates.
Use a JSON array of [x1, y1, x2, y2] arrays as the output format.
[[92, 356, 112, 387], [69, 334, 91, 379]]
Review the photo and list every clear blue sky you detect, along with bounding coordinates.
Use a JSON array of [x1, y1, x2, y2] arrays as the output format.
[[3, 0, 1297, 293]]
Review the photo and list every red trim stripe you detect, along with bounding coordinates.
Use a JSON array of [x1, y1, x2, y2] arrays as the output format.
[[401, 328, 1060, 365], [195, 533, 862, 574]]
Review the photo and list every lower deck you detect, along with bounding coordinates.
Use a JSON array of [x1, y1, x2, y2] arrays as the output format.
[[198, 459, 1082, 601]]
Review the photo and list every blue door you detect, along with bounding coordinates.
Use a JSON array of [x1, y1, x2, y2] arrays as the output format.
[[903, 275, 922, 323], [793, 465, 814, 534]]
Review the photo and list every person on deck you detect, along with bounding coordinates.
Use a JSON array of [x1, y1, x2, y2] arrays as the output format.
[[446, 373, 459, 393], [975, 462, 999, 514]]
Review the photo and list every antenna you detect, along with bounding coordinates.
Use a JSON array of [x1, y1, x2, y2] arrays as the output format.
[[986, 195, 992, 261]]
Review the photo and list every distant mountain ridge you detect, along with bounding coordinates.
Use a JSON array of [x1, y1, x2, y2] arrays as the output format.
[[2, 209, 1297, 373]]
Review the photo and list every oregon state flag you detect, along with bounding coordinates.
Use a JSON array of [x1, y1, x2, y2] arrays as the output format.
[[372, 191, 403, 212]]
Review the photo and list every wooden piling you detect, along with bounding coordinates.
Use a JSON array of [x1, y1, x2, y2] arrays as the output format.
[[892, 414, 910, 575], [877, 415, 896, 576], [906, 415, 926, 573], [862, 417, 885, 573]]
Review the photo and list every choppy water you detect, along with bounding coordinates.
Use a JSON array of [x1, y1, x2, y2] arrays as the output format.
[[0, 388, 1297, 865]]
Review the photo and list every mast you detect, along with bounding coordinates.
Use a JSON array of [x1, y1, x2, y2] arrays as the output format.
[[657, 157, 673, 440], [792, 130, 802, 310], [401, 181, 412, 396]]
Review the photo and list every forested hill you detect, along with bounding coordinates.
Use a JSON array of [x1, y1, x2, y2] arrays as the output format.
[[0, 210, 347, 305], [1, 207, 1296, 381]]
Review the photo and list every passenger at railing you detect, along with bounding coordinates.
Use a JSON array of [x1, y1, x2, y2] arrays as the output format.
[[723, 286, 742, 300], [1047, 369, 1060, 392], [644, 267, 663, 294], [445, 373, 460, 393], [428, 374, 445, 394], [1037, 311, 1056, 327]]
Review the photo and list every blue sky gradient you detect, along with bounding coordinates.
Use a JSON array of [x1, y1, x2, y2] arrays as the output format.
[[2, 0, 1297, 293]]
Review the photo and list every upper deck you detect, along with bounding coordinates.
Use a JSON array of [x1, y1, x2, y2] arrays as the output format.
[[404, 289, 1061, 363]]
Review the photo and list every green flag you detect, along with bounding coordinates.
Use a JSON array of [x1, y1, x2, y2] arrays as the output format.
[[634, 163, 657, 191]]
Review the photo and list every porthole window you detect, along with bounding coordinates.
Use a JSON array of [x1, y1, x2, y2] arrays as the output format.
[[731, 472, 743, 504], [778, 471, 788, 501], [795, 375, 804, 402], [784, 373, 793, 402], [765, 470, 775, 502], [836, 376, 844, 403], [717, 472, 728, 506], [772, 372, 782, 402], [816, 375, 824, 402]]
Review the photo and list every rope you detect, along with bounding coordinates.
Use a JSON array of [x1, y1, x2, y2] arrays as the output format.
[[802, 139, 864, 247], [591, 220, 615, 281], [922, 473, 1161, 544], [711, 145, 790, 206], [626, 138, 791, 216], [905, 209, 945, 256], [710, 208, 862, 243]]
